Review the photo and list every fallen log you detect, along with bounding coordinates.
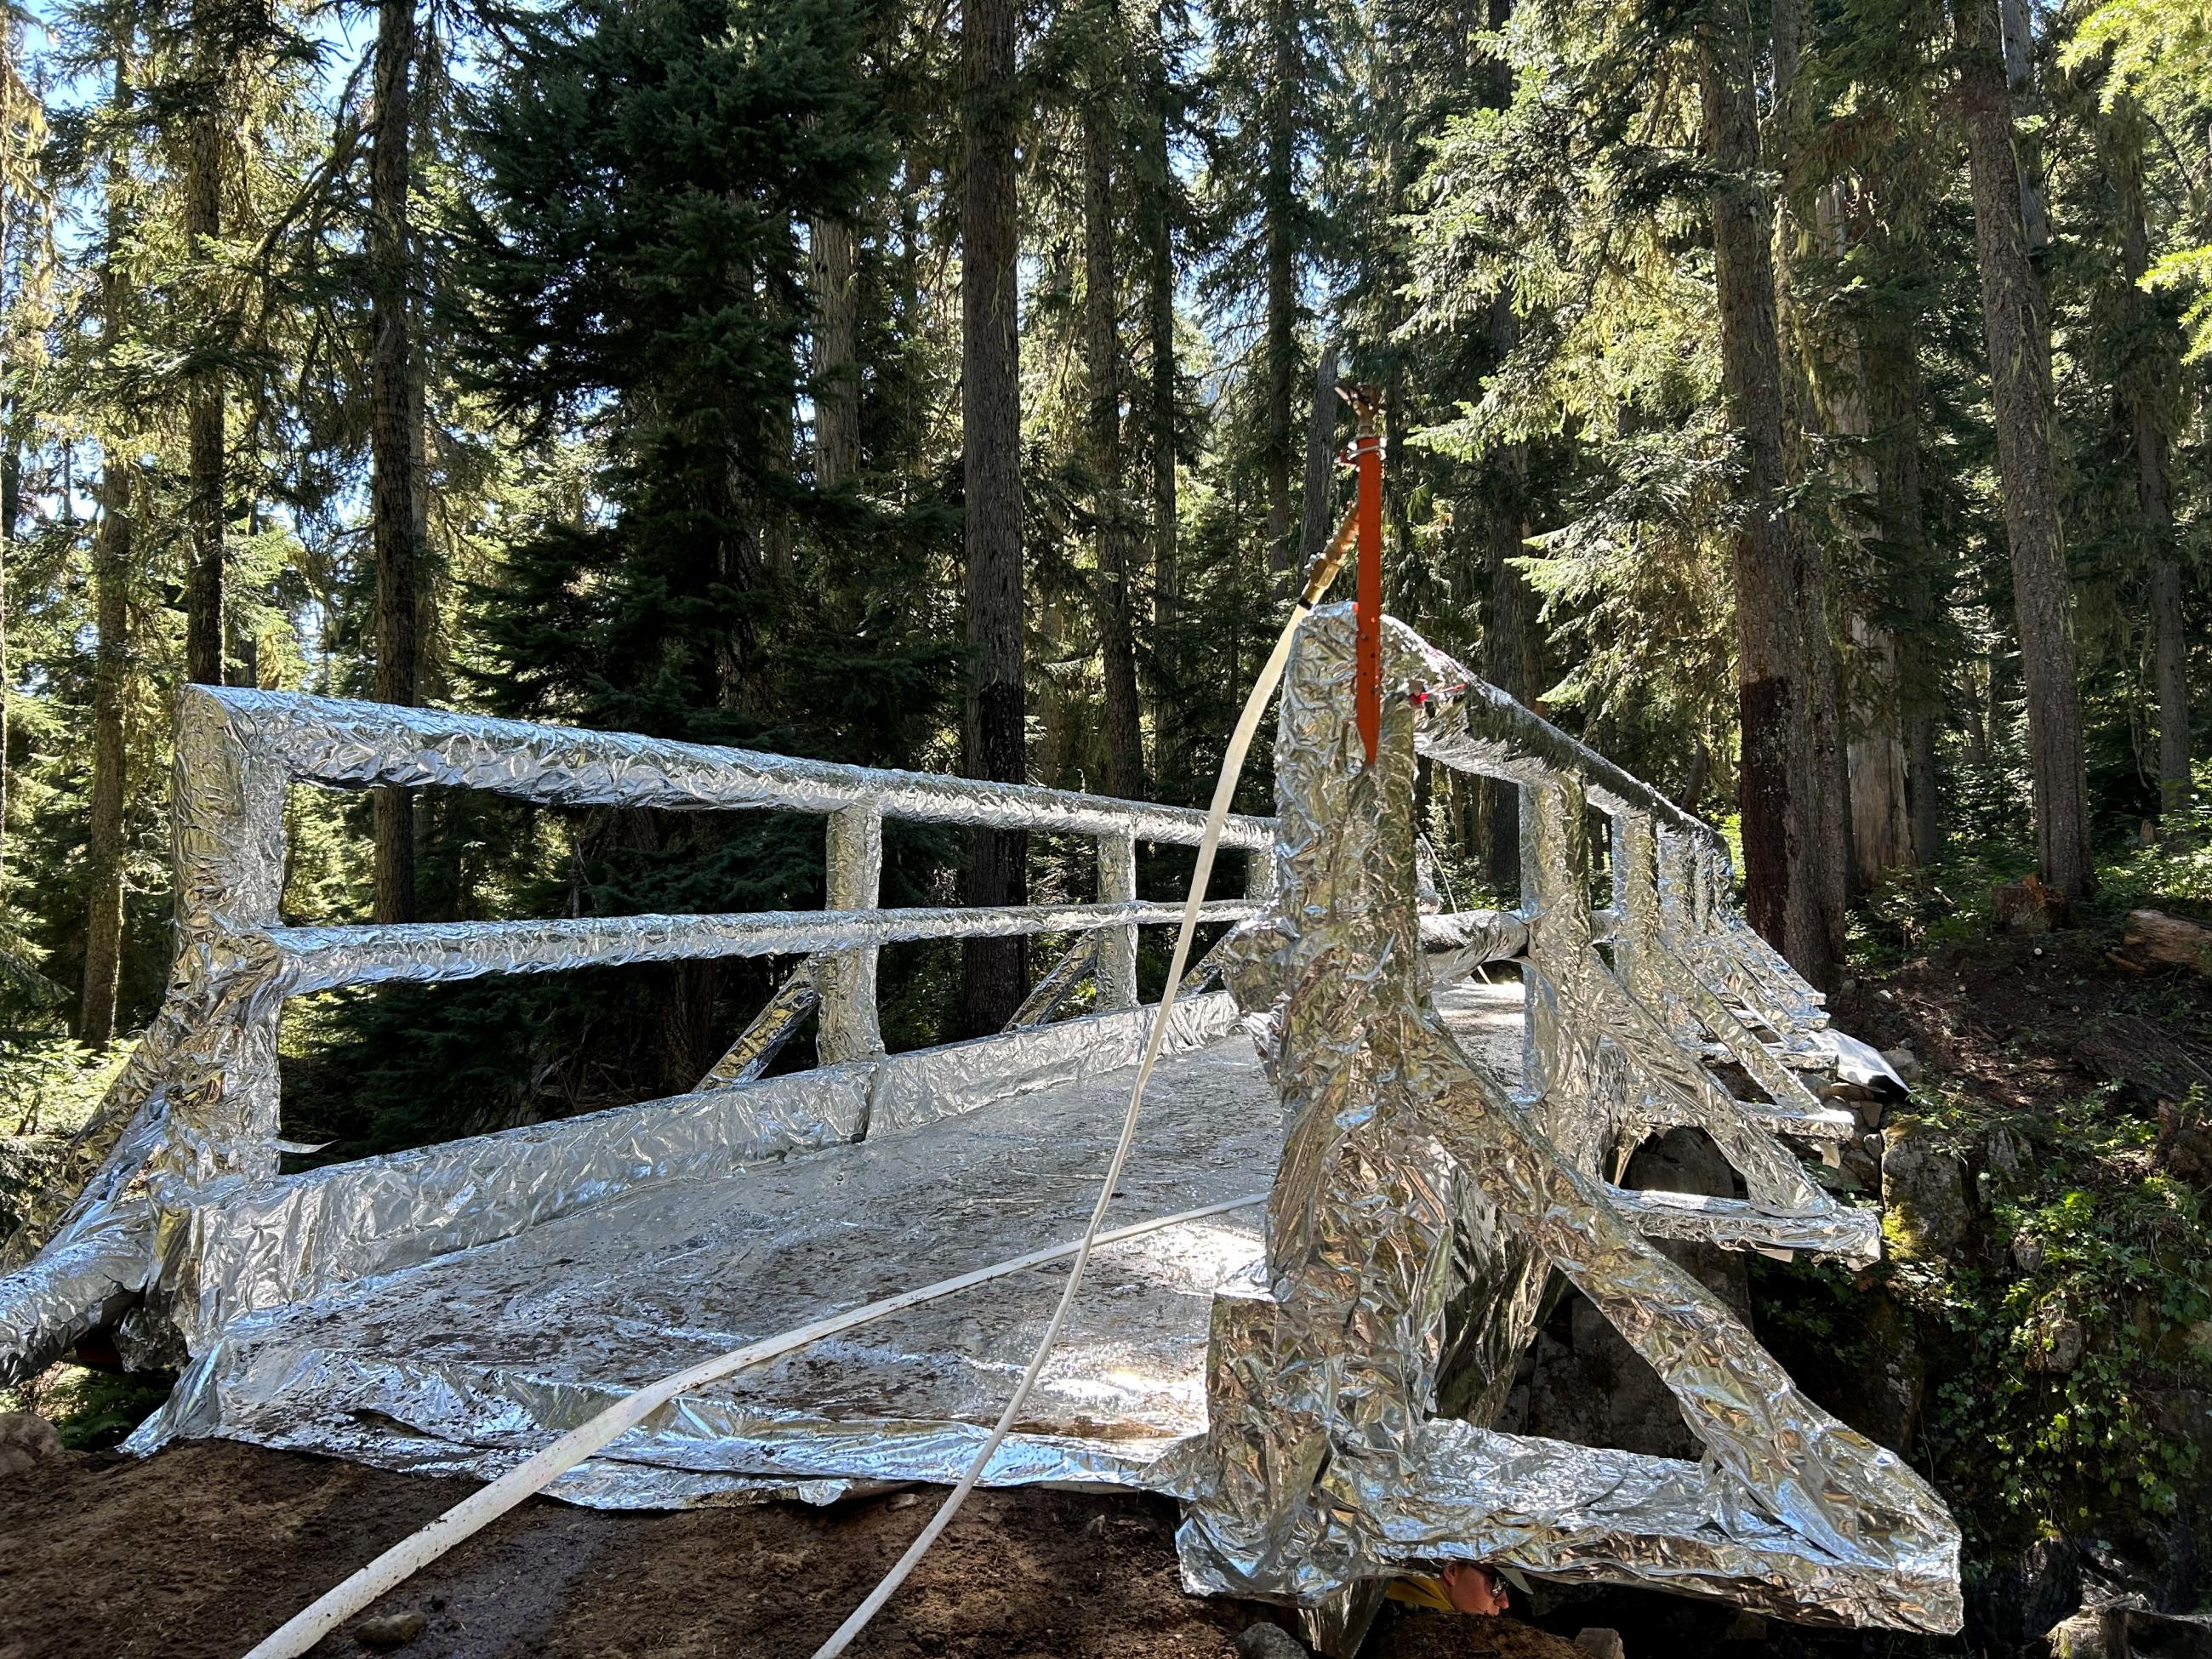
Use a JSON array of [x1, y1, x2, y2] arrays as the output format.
[[2123, 909, 2212, 976]]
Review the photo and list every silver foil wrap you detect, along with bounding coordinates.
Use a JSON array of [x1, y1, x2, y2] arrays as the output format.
[[8, 635, 1953, 1641], [1169, 607, 1957, 1633]]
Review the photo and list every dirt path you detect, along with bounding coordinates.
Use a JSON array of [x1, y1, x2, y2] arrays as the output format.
[[0, 1439, 1262, 1659]]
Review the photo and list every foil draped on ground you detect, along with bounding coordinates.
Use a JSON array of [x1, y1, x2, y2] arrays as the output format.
[[0, 616, 1956, 1639]]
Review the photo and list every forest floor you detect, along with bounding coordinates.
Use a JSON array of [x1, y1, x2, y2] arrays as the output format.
[[5, 877, 2210, 1659], [0, 1439, 1591, 1659]]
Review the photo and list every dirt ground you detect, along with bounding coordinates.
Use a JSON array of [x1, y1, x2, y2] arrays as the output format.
[[1836, 917, 2212, 1116], [0, 1438, 1591, 1659]]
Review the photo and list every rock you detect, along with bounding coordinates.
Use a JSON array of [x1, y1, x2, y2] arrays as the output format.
[[2028, 1308, 2088, 1374], [1972, 1538, 2083, 1654], [1987, 1126, 2027, 1178], [2115, 1605, 2212, 1657], [1521, 1129, 1749, 1461], [1573, 1631, 1625, 1659], [1995, 875, 2070, 934], [0, 1412, 63, 1476], [2124, 910, 2212, 976], [1237, 1621, 1308, 1659], [2047, 1609, 2118, 1659], [1881, 1119, 1972, 1259], [1857, 1096, 1886, 1131], [1880, 1046, 1923, 1084], [352, 1610, 427, 1650]]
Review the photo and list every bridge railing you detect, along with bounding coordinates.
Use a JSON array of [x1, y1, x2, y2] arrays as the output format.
[[1, 648, 1865, 1386], [157, 686, 1280, 1187]]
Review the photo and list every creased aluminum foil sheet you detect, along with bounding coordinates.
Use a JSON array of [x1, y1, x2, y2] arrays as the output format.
[[153, 994, 1243, 1347], [129, 987, 1527, 1506], [1169, 606, 1958, 1633]]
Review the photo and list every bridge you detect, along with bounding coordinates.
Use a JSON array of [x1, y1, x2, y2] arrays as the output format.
[[0, 601, 1957, 1650]]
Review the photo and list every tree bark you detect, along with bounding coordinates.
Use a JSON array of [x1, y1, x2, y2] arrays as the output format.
[[1481, 295, 1536, 897], [1956, 0, 2095, 897], [1996, 0, 2050, 252], [0, 438, 14, 903], [83, 68, 134, 1049], [370, 0, 419, 924], [183, 83, 224, 687], [1144, 7, 1181, 793], [83, 461, 130, 1048], [1259, 0, 1297, 574], [1084, 95, 1143, 800], [1767, 0, 1853, 944], [1808, 185, 1913, 887], [959, 0, 1026, 1035], [1866, 312, 1943, 864], [810, 214, 858, 490], [1699, 25, 1838, 988], [1296, 344, 1337, 570], [2106, 96, 2190, 818]]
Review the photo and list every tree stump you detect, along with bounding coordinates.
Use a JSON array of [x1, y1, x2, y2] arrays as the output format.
[[1993, 874, 2070, 934]]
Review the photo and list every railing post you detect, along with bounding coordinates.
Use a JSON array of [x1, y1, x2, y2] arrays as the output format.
[[1610, 812, 1685, 1034], [1097, 830, 1138, 1010], [161, 687, 292, 1185], [818, 802, 884, 1061]]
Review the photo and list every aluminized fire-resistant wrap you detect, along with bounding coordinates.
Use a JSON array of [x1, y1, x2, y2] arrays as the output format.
[[1664, 832, 1833, 1056], [245, 901, 1263, 997], [1172, 607, 1956, 1630], [1515, 781, 1874, 1263], [152, 991, 1245, 1343], [1613, 818, 1856, 1149], [819, 804, 885, 1061], [1402, 646, 1838, 1069], [0, 1103, 168, 1387], [190, 686, 1276, 849], [698, 962, 821, 1088]]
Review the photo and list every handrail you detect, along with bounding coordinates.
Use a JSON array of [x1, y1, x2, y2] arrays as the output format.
[[187, 687, 1276, 851], [242, 900, 1266, 995]]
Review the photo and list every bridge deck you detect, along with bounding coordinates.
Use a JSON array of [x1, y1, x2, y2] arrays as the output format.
[[133, 980, 1529, 1508]]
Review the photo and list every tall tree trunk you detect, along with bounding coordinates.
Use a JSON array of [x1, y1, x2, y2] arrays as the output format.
[[1475, 5, 1532, 897], [83, 462, 130, 1048], [2106, 95, 2190, 818], [1956, 0, 2095, 897], [1296, 344, 1337, 569], [183, 87, 224, 687], [1259, 0, 1297, 574], [1144, 8, 1181, 793], [959, 0, 1026, 1035], [1813, 190, 1912, 887], [370, 0, 419, 924], [1866, 312, 1943, 864], [1084, 96, 1143, 799], [0, 437, 14, 903], [1481, 470, 1534, 898], [1768, 0, 1854, 942], [1699, 24, 1837, 988], [1997, 0, 2050, 252], [810, 214, 858, 490], [83, 69, 134, 1049]]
